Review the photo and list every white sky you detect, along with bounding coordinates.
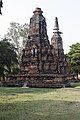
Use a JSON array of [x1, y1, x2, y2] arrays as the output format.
[[0, 0, 80, 53]]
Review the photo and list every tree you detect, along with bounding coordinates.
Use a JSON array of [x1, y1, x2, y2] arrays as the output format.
[[68, 43, 80, 79], [0, 0, 3, 15], [0, 38, 19, 81], [5, 22, 29, 61]]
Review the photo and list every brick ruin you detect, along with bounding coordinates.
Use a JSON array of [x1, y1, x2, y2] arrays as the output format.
[[6, 8, 71, 87]]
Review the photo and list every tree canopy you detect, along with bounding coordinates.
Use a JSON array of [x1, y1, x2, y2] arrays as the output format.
[[0, 0, 3, 15], [5, 22, 29, 60], [0, 22, 29, 81], [0, 38, 19, 81], [68, 43, 80, 79]]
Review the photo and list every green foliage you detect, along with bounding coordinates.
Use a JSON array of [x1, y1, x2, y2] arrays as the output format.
[[0, 0, 3, 15], [5, 22, 29, 60], [0, 88, 80, 120], [68, 43, 80, 79], [0, 39, 19, 80], [0, 22, 29, 80]]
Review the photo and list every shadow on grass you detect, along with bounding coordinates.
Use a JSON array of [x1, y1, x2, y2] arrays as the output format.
[[0, 100, 80, 120]]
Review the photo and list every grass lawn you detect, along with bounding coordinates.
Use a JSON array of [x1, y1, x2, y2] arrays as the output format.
[[0, 87, 80, 120]]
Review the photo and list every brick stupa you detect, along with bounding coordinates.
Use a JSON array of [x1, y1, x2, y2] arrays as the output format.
[[7, 8, 70, 87]]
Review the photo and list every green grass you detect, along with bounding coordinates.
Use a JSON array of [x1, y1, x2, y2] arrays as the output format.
[[0, 87, 80, 120]]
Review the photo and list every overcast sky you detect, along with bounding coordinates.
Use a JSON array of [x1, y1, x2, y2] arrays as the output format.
[[0, 0, 80, 53]]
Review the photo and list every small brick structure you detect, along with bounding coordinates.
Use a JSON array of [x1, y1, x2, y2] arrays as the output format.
[[6, 8, 71, 87]]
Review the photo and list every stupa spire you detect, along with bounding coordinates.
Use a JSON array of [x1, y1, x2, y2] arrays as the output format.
[[51, 17, 63, 51], [28, 7, 50, 46], [53, 17, 62, 34], [54, 17, 59, 30]]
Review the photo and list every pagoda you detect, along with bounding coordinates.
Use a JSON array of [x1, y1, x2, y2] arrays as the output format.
[[7, 8, 70, 87]]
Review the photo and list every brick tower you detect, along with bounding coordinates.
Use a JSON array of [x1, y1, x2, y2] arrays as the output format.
[[7, 8, 70, 87]]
